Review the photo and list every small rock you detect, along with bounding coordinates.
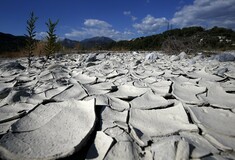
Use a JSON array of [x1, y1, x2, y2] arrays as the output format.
[[145, 52, 158, 63], [215, 53, 235, 62]]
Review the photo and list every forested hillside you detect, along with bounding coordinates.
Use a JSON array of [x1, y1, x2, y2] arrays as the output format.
[[109, 26, 235, 53]]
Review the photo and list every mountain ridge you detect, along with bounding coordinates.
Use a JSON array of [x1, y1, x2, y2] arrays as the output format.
[[80, 36, 115, 49], [1, 26, 235, 54], [0, 32, 27, 53]]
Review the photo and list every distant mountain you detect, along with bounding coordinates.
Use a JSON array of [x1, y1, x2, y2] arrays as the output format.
[[0, 32, 27, 53], [80, 36, 115, 49], [1, 26, 234, 55], [59, 38, 79, 49]]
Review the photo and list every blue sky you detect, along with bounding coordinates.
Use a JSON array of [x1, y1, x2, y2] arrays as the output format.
[[0, 0, 235, 41]]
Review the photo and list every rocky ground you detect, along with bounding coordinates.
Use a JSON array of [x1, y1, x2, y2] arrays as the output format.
[[0, 51, 235, 160]]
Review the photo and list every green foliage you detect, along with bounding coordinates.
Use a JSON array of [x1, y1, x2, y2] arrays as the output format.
[[163, 28, 182, 37], [25, 12, 38, 67], [209, 26, 234, 37], [181, 26, 204, 37], [45, 19, 59, 59]]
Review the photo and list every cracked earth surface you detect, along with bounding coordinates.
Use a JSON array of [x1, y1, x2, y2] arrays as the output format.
[[0, 51, 235, 160]]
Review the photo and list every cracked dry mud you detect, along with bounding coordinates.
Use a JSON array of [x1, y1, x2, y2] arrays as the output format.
[[0, 51, 235, 160]]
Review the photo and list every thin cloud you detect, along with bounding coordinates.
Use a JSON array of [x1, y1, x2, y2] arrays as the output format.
[[171, 0, 235, 29], [131, 16, 138, 21], [123, 11, 131, 16], [133, 15, 168, 34], [123, 11, 137, 21]]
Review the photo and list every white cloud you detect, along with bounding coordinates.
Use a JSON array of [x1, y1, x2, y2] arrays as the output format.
[[171, 0, 235, 29], [36, 32, 47, 40], [65, 19, 134, 40], [84, 19, 112, 28], [123, 11, 137, 21], [65, 28, 118, 39], [66, 0, 235, 41], [133, 15, 168, 34]]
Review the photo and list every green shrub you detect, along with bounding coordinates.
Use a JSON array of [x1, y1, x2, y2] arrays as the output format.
[[45, 19, 59, 59], [25, 12, 38, 67]]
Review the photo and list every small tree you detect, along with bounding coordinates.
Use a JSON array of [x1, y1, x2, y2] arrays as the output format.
[[45, 19, 59, 59], [25, 12, 38, 67]]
